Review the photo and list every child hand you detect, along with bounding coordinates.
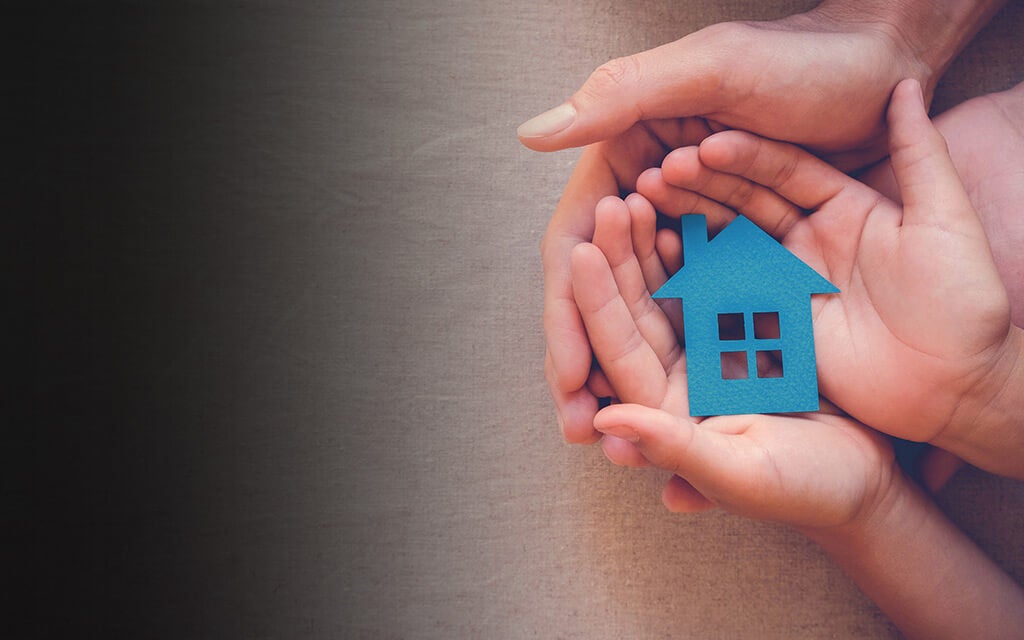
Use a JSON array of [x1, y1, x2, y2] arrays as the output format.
[[540, 120, 725, 445], [636, 79, 1024, 479], [570, 195, 897, 528]]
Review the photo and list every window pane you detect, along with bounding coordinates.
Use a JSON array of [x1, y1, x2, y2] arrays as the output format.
[[755, 350, 783, 378], [720, 351, 748, 379], [718, 313, 745, 340], [753, 312, 780, 339]]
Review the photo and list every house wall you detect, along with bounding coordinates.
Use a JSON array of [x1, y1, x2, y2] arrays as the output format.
[[684, 302, 820, 416]]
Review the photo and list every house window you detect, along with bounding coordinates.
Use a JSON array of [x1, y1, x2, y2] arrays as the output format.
[[720, 351, 748, 379], [717, 312, 783, 379]]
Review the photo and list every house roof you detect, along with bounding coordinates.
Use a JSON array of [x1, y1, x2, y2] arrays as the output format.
[[653, 215, 839, 300]]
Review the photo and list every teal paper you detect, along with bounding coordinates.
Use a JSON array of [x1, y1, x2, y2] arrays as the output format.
[[653, 215, 839, 416]]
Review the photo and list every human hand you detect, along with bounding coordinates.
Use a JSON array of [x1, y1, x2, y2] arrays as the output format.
[[572, 195, 1024, 638], [861, 80, 1024, 327], [540, 120, 724, 444], [638, 79, 1024, 478], [569, 194, 897, 528], [520, 6, 943, 168], [528, 5, 942, 445], [848, 80, 1024, 489]]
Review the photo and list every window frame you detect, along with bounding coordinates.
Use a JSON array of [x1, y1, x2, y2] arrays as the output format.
[[716, 311, 783, 380]]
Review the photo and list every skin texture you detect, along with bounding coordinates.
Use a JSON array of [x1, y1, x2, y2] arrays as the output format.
[[571, 193, 897, 524], [523, 4, 1021, 637], [638, 79, 1024, 488], [578, 203, 1024, 640], [638, 80, 1024, 479], [524, 0, 1007, 445], [569, 81, 1024, 640], [862, 81, 1024, 327]]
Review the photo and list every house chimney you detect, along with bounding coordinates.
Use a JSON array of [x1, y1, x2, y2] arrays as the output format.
[[681, 214, 708, 266]]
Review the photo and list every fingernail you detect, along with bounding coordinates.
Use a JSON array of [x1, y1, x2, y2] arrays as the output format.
[[517, 103, 576, 138], [597, 424, 639, 443]]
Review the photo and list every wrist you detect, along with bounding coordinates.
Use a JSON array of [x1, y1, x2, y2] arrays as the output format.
[[810, 0, 1007, 101], [796, 457, 911, 548], [937, 326, 1024, 479], [799, 461, 1024, 639]]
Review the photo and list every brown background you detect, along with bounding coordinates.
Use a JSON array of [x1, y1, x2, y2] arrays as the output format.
[[10, 1, 1024, 637]]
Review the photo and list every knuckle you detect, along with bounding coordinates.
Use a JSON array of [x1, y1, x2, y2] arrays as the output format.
[[701, 20, 749, 43], [603, 328, 646, 369], [730, 179, 756, 209], [770, 152, 799, 189], [585, 56, 642, 97]]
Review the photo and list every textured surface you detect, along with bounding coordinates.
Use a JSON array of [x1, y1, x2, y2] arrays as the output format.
[[9, 1, 1024, 637], [653, 215, 839, 416]]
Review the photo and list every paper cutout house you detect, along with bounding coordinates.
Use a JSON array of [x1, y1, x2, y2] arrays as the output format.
[[653, 214, 839, 416]]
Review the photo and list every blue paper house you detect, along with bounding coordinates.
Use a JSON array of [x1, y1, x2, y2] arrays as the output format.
[[653, 215, 839, 416]]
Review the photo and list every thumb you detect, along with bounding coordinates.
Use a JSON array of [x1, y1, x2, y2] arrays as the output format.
[[887, 78, 976, 228], [517, 40, 720, 152], [593, 403, 737, 486]]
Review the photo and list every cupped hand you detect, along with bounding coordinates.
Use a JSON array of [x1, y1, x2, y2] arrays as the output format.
[[526, 8, 932, 444], [541, 120, 726, 444], [569, 194, 897, 528], [638, 79, 1022, 475], [519, 10, 932, 168], [860, 80, 1024, 327]]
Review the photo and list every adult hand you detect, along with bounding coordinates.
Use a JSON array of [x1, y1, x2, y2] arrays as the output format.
[[639, 79, 1024, 478], [520, 9, 931, 167], [525, 0, 1006, 444]]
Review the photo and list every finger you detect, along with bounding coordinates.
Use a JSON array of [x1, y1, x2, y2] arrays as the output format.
[[662, 474, 716, 513], [654, 229, 686, 342], [539, 118, 714, 417], [602, 435, 651, 467], [697, 130, 849, 212], [677, 117, 717, 145], [592, 196, 680, 369], [886, 78, 978, 231], [636, 166, 736, 224], [571, 243, 668, 407], [593, 404, 739, 485], [545, 352, 601, 444], [624, 192, 668, 293], [541, 129, 711, 398], [625, 193, 685, 341], [517, 38, 724, 151], [655, 228, 683, 274], [586, 366, 616, 399], [659, 147, 804, 241], [542, 147, 618, 394], [916, 447, 966, 494]]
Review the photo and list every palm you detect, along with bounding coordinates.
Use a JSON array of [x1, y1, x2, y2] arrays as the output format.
[[639, 81, 1014, 443], [532, 11, 934, 445], [860, 82, 1024, 326], [692, 410, 891, 528], [571, 195, 894, 528], [541, 118, 720, 444], [788, 189, 1006, 440]]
